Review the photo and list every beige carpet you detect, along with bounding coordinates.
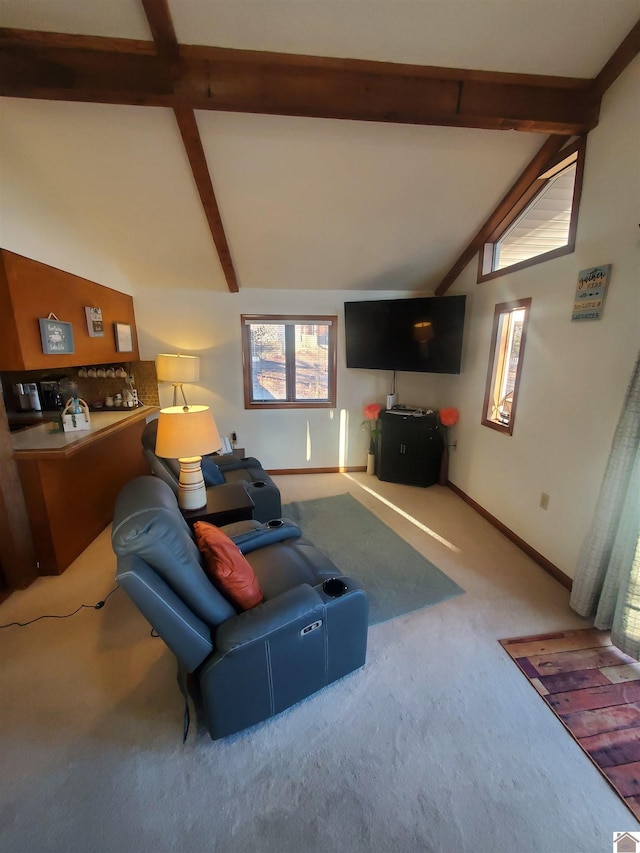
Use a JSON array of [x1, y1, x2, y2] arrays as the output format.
[[0, 472, 636, 852]]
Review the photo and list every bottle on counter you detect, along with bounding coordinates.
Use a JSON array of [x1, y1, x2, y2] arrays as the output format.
[[126, 375, 139, 407]]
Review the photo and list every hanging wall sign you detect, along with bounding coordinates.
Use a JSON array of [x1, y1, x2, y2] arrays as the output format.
[[39, 314, 75, 354], [571, 264, 612, 322]]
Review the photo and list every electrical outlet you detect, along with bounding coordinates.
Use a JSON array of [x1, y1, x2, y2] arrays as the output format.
[[539, 492, 550, 510], [231, 431, 237, 443]]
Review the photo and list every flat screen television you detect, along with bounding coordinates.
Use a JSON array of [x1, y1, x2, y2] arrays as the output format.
[[344, 295, 466, 375]]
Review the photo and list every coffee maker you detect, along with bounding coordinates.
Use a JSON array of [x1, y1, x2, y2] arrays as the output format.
[[14, 382, 42, 412], [39, 379, 64, 411]]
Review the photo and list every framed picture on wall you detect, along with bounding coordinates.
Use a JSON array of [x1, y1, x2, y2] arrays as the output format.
[[39, 317, 75, 355], [114, 322, 133, 352], [85, 306, 104, 337]]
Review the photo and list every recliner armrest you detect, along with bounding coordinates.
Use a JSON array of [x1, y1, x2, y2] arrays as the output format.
[[212, 455, 263, 472], [215, 584, 322, 651], [229, 520, 302, 554]]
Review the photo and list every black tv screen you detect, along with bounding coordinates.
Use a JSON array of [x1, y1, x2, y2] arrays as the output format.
[[344, 295, 466, 374]]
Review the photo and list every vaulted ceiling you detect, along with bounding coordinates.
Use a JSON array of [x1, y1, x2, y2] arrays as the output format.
[[0, 1, 638, 294]]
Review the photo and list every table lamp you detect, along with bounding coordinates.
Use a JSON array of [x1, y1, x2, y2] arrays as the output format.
[[156, 353, 200, 407], [154, 405, 222, 510]]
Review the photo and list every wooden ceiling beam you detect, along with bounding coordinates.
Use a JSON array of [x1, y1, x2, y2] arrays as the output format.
[[0, 28, 600, 135], [139, 1, 240, 293], [591, 18, 640, 98], [173, 108, 239, 293], [141, 0, 179, 60]]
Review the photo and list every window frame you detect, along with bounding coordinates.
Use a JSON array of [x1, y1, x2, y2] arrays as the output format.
[[481, 298, 531, 436], [241, 314, 338, 410], [478, 137, 586, 283]]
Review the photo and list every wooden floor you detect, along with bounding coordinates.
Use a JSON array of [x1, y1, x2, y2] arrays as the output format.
[[500, 628, 640, 822]]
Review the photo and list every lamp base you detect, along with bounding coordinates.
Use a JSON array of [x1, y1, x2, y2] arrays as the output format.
[[177, 456, 207, 511]]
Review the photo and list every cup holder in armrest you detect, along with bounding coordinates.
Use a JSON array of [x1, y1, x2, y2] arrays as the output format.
[[322, 578, 349, 598], [266, 519, 284, 528], [253, 480, 267, 488]]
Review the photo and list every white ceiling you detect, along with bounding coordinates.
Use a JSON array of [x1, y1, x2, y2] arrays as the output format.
[[0, 0, 638, 293], [2, 0, 638, 76]]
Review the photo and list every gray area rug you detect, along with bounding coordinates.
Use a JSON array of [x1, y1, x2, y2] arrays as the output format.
[[282, 492, 464, 623]]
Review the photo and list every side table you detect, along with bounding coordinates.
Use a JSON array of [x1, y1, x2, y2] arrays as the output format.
[[181, 482, 255, 530]]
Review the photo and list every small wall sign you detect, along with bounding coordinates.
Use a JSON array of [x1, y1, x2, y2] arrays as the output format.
[[114, 322, 133, 352], [85, 306, 104, 337], [571, 264, 612, 321], [39, 315, 75, 354]]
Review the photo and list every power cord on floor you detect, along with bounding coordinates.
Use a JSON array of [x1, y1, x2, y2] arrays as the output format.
[[0, 585, 120, 628]]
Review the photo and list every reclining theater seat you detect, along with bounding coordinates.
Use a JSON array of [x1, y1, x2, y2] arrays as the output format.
[[111, 476, 368, 740], [141, 418, 282, 523]]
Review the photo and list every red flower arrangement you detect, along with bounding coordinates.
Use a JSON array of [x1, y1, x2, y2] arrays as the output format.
[[438, 407, 459, 427], [364, 402, 382, 421], [362, 402, 383, 453], [436, 407, 459, 485]]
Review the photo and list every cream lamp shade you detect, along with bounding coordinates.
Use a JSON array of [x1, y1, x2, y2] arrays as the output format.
[[156, 353, 200, 407], [155, 405, 222, 510]]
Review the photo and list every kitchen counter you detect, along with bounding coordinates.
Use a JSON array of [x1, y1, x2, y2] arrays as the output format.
[[7, 410, 58, 434], [14, 406, 158, 575], [12, 407, 155, 459]]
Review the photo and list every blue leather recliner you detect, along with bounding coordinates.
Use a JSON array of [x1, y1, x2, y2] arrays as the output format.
[[111, 476, 368, 740], [141, 418, 282, 523]]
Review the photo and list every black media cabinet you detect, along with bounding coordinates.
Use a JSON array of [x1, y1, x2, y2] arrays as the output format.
[[377, 409, 444, 487]]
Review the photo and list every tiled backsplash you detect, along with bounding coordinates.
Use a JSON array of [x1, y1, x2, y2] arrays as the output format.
[[74, 360, 160, 408], [125, 360, 160, 407]]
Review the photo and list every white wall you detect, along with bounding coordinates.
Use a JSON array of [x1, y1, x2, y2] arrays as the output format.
[[1, 55, 637, 581], [0, 101, 479, 471], [447, 55, 640, 579], [134, 283, 453, 469]]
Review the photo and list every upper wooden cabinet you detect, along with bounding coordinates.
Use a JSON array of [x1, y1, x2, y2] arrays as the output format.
[[0, 250, 139, 371]]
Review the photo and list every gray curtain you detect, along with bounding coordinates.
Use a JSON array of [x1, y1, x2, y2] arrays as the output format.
[[570, 350, 640, 660]]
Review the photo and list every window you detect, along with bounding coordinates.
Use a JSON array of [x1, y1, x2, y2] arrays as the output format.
[[478, 138, 585, 282], [482, 298, 531, 435], [241, 315, 337, 409]]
